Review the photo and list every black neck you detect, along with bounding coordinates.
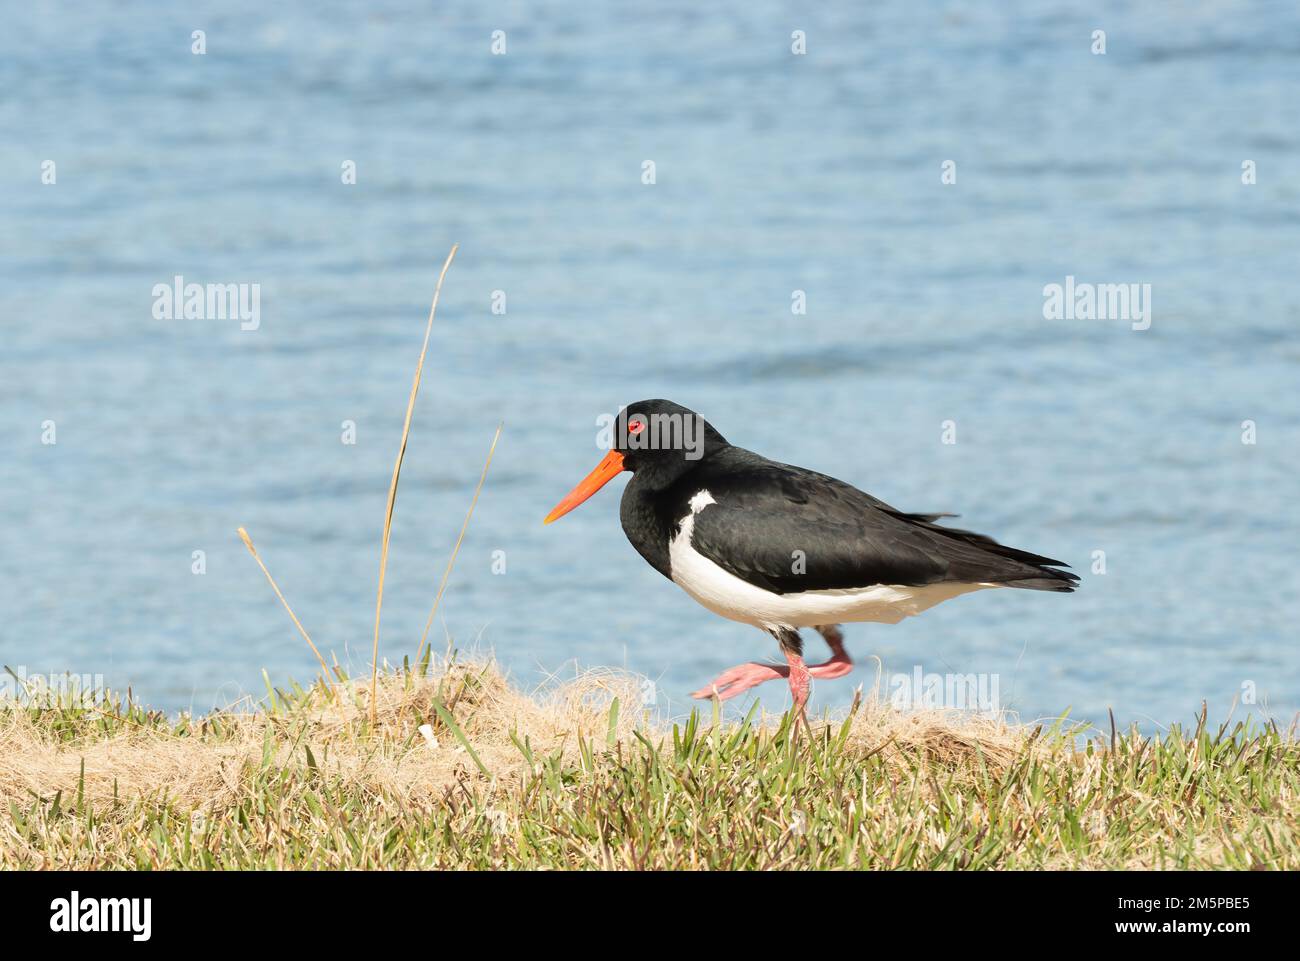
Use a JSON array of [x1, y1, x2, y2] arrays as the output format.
[[618, 470, 676, 579], [617, 436, 733, 581]]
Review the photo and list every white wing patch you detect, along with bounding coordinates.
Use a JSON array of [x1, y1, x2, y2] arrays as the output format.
[[688, 489, 716, 514]]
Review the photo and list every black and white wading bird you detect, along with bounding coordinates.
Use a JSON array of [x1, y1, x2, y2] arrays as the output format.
[[544, 399, 1078, 716]]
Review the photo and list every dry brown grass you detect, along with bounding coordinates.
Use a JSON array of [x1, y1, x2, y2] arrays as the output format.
[[1, 659, 624, 811], [0, 657, 1025, 814], [2, 656, 1294, 869]]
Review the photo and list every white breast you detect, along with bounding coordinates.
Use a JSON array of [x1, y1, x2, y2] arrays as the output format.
[[667, 490, 997, 630]]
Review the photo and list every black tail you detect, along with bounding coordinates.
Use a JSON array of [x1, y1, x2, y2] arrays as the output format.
[[891, 510, 1080, 593], [998, 569, 1080, 592]]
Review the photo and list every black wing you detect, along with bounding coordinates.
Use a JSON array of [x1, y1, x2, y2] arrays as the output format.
[[677, 449, 1078, 595]]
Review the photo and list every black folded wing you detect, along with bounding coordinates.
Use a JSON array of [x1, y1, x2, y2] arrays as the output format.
[[678, 452, 1078, 595]]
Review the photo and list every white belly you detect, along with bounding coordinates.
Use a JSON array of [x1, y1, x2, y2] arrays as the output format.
[[668, 494, 997, 630]]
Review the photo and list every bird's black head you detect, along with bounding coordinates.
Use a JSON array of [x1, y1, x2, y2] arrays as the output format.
[[544, 399, 728, 524], [612, 398, 728, 475]]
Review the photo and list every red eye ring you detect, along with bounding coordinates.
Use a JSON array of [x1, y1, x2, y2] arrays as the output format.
[[627, 418, 646, 435]]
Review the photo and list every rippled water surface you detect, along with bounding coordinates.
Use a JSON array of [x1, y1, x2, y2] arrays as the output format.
[[2, 1, 1298, 729]]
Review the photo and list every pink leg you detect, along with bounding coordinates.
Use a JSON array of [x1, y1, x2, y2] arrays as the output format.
[[808, 624, 853, 680], [785, 649, 810, 717]]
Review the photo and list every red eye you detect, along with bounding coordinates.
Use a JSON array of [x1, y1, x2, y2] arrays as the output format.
[[628, 418, 646, 435]]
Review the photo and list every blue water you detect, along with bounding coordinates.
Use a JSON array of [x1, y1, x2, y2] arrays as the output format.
[[3, 1, 1298, 731]]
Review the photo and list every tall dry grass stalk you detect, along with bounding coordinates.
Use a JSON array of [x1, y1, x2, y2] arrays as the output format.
[[371, 244, 459, 725], [235, 526, 334, 700], [415, 421, 504, 667]]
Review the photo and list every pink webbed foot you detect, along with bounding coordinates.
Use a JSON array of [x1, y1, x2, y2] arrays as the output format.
[[690, 661, 786, 701]]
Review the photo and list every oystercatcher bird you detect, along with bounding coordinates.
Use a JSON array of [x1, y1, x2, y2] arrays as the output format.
[[544, 399, 1077, 715]]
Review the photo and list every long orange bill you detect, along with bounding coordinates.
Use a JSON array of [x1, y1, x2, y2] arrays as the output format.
[[544, 450, 626, 524]]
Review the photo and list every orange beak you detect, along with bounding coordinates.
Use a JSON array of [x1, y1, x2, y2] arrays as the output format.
[[543, 450, 626, 524]]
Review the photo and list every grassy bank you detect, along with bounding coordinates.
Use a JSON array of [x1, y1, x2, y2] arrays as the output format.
[[2, 657, 1296, 869]]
